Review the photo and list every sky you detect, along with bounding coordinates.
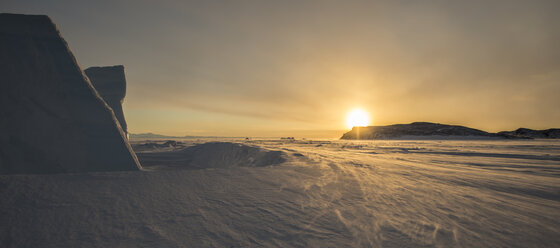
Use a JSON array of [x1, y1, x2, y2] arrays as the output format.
[[2, 0, 560, 138]]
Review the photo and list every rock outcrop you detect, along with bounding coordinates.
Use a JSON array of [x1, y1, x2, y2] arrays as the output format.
[[497, 128, 560, 139], [340, 122, 560, 140], [341, 122, 495, 140], [85, 65, 129, 137], [0, 13, 141, 174]]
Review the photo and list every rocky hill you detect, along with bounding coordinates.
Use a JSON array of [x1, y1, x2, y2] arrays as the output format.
[[498, 128, 560, 139], [341, 122, 494, 140], [341, 122, 560, 140]]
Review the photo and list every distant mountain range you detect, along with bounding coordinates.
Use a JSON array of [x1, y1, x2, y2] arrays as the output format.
[[340, 122, 560, 140], [129, 133, 213, 139], [132, 124, 560, 140], [129, 133, 248, 139]]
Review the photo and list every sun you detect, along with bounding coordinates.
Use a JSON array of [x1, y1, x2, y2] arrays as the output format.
[[346, 108, 370, 129]]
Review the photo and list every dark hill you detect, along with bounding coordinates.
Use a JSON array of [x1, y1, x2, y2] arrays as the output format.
[[498, 128, 560, 139], [341, 122, 493, 140], [340, 122, 560, 140]]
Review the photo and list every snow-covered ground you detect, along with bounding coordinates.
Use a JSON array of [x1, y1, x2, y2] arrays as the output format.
[[1, 139, 559, 247]]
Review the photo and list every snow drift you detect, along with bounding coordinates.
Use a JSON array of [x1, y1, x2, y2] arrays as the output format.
[[0, 14, 140, 174], [137, 142, 286, 169], [1, 139, 559, 247]]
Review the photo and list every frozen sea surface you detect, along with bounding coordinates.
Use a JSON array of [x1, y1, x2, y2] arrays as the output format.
[[1, 139, 559, 247]]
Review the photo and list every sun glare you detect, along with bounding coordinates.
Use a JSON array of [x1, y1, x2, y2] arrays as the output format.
[[346, 108, 370, 129]]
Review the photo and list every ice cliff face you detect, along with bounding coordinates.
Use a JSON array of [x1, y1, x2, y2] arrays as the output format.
[[85, 65, 129, 137], [0, 13, 141, 174], [340, 122, 494, 140]]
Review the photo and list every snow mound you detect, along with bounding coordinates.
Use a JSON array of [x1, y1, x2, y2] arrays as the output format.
[[183, 142, 286, 168], [138, 142, 287, 169]]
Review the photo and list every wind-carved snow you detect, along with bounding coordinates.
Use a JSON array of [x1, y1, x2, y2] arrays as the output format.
[[1, 139, 559, 247], [137, 142, 286, 169]]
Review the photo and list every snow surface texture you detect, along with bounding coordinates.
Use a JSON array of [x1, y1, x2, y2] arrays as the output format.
[[0, 14, 140, 174], [1, 139, 559, 247], [85, 65, 129, 137]]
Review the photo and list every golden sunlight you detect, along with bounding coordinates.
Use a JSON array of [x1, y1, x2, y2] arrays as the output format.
[[346, 108, 370, 129]]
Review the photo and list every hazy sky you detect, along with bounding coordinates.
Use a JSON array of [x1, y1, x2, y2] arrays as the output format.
[[3, 0, 560, 137]]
